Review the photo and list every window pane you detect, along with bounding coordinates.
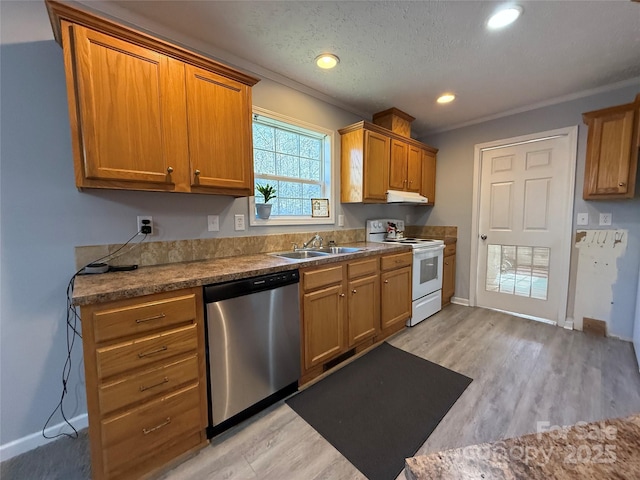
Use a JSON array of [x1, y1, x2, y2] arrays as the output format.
[[276, 153, 299, 178], [275, 130, 299, 156], [253, 112, 330, 219], [254, 150, 275, 175], [300, 158, 321, 181], [300, 136, 322, 159], [485, 244, 549, 300], [253, 124, 274, 151]]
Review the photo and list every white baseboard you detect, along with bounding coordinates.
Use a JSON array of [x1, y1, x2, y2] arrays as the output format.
[[564, 317, 574, 330], [451, 297, 469, 306], [0, 414, 88, 462], [609, 334, 633, 342]]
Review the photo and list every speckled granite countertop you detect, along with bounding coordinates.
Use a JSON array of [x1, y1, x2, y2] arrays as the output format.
[[405, 414, 640, 479], [72, 241, 410, 306]]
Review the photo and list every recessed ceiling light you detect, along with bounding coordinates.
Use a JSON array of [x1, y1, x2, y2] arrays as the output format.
[[487, 5, 523, 30], [315, 53, 340, 69], [437, 93, 456, 104]]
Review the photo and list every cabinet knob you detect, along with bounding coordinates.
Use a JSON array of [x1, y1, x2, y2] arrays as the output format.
[[409, 180, 412, 186], [352, 289, 357, 294], [619, 182, 626, 187], [445, 262, 449, 266], [384, 280, 389, 284], [194, 169, 201, 176], [166, 166, 174, 174], [339, 293, 345, 297]]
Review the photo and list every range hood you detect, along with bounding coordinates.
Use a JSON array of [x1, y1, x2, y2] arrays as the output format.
[[386, 190, 429, 204]]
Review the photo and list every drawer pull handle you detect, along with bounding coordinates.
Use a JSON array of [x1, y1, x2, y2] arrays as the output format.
[[142, 417, 171, 435], [138, 346, 168, 358], [136, 313, 166, 324], [139, 377, 169, 392]]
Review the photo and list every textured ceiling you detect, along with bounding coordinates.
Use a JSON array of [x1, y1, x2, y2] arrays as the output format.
[[96, 0, 640, 137]]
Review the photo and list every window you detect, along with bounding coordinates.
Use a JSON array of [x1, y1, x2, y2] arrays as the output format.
[[249, 107, 334, 226]]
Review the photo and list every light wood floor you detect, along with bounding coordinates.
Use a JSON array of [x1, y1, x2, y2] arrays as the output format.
[[160, 305, 640, 480]]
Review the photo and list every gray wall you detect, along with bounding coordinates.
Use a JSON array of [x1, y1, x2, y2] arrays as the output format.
[[0, 1, 417, 448], [418, 84, 640, 339]]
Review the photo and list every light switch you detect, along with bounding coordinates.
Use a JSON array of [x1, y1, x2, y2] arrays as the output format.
[[576, 213, 588, 226], [207, 215, 219, 232], [338, 214, 345, 227], [234, 214, 245, 231], [599, 213, 612, 226]]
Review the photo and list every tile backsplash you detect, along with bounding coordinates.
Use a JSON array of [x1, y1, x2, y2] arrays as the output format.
[[404, 225, 457, 238], [75, 229, 365, 269]]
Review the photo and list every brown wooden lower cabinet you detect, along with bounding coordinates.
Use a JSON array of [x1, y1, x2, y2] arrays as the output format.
[[300, 252, 411, 384], [442, 242, 456, 306], [79, 288, 208, 480]]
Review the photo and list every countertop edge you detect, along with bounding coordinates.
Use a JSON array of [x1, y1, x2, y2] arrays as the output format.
[[72, 242, 412, 306]]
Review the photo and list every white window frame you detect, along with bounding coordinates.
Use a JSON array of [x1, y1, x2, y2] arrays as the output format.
[[249, 106, 336, 226]]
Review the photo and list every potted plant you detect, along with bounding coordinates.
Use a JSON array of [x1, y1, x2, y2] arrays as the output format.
[[255, 183, 277, 219]]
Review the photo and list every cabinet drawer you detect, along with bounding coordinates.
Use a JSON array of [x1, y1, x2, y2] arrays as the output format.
[[347, 258, 378, 279], [96, 325, 198, 380], [380, 252, 413, 271], [99, 355, 199, 415], [444, 243, 456, 257], [93, 294, 197, 344], [101, 384, 202, 476], [302, 265, 343, 291]]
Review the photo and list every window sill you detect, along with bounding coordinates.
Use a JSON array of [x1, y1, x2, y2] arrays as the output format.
[[249, 215, 335, 227]]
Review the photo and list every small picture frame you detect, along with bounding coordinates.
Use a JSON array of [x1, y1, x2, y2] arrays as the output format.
[[311, 198, 330, 218]]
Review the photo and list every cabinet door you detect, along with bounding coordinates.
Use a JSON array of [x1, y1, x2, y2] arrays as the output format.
[[583, 105, 636, 199], [303, 285, 345, 369], [363, 130, 390, 201], [406, 145, 422, 192], [72, 25, 186, 186], [421, 150, 436, 205], [380, 267, 412, 330], [389, 139, 408, 190], [347, 274, 379, 347], [442, 255, 456, 306], [185, 65, 253, 195]]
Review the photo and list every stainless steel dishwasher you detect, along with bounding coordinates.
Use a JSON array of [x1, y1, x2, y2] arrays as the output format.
[[204, 269, 300, 436]]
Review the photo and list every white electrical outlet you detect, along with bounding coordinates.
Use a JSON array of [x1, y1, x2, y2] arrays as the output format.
[[234, 214, 245, 231], [137, 216, 153, 235], [338, 214, 345, 227], [576, 213, 588, 226], [599, 213, 612, 226], [207, 215, 220, 232]]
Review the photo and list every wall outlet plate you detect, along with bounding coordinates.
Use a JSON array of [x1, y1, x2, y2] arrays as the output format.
[[234, 214, 245, 231], [338, 214, 345, 227], [599, 213, 612, 226], [137, 215, 153, 235], [577, 213, 588, 226], [207, 215, 219, 232]]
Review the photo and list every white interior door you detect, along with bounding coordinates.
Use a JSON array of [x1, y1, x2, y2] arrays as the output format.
[[475, 131, 575, 323]]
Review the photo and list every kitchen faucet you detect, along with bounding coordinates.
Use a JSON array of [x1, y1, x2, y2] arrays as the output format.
[[302, 233, 323, 249]]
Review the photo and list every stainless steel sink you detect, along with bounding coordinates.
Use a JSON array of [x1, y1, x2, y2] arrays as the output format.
[[313, 247, 364, 254], [271, 250, 331, 259]]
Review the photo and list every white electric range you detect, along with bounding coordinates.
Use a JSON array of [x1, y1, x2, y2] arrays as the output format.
[[366, 219, 445, 326]]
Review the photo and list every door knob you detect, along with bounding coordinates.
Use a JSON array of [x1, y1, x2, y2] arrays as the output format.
[[481, 234, 487, 240]]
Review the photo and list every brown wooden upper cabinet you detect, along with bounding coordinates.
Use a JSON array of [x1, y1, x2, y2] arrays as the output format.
[[339, 121, 438, 203], [421, 149, 437, 205], [389, 140, 422, 193], [46, 0, 259, 196], [582, 94, 640, 200]]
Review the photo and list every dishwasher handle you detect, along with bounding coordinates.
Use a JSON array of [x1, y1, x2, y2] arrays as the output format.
[[204, 269, 299, 303]]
